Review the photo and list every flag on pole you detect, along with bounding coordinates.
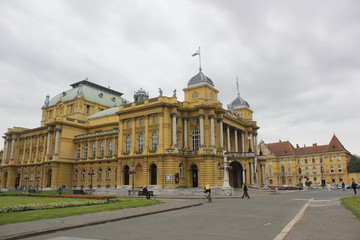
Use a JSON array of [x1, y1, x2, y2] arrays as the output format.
[[192, 49, 200, 57]]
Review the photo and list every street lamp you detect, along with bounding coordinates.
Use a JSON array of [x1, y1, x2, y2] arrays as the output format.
[[129, 167, 136, 190], [88, 168, 95, 191], [24, 174, 29, 191], [35, 174, 41, 192]]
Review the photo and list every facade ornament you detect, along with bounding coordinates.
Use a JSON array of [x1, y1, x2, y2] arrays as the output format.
[[173, 89, 177, 97], [44, 95, 50, 107], [158, 88, 163, 96]]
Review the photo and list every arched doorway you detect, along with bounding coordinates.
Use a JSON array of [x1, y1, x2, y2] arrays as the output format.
[[135, 165, 143, 187], [229, 161, 243, 188], [46, 169, 52, 187], [150, 164, 157, 185], [191, 164, 198, 187], [15, 173, 20, 189], [124, 166, 130, 185]]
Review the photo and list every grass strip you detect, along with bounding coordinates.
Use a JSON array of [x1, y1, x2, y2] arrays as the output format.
[[0, 197, 162, 225], [341, 196, 360, 220]]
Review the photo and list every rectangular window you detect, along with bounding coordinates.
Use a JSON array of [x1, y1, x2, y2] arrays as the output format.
[[152, 116, 157, 123]]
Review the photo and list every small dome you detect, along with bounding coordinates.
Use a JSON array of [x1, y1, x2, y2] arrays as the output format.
[[229, 95, 250, 109], [188, 70, 214, 87]]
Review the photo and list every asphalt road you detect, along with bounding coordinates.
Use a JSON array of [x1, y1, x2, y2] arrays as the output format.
[[23, 190, 358, 240]]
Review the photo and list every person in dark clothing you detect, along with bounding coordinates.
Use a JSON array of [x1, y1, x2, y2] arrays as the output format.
[[351, 180, 357, 195], [143, 186, 150, 199], [242, 184, 250, 199]]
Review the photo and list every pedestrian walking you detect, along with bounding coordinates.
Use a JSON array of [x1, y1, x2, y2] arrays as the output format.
[[327, 183, 332, 191], [341, 181, 345, 191], [351, 180, 357, 195], [242, 184, 250, 199]]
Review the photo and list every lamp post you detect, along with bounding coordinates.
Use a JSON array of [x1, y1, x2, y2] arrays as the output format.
[[88, 168, 95, 191], [129, 167, 136, 190], [35, 174, 41, 192], [24, 174, 29, 191]]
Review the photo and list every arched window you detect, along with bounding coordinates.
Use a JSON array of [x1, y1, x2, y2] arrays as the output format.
[[298, 168, 302, 174], [269, 179, 273, 185], [330, 165, 334, 173], [313, 167, 317, 173], [179, 163, 184, 177], [138, 133, 144, 152], [305, 167, 309, 174], [107, 139, 114, 156], [91, 142, 96, 158], [287, 167, 292, 176], [83, 143, 88, 158], [98, 168, 103, 180], [337, 165, 342, 172], [321, 166, 324, 173], [152, 131, 158, 150], [106, 168, 111, 180], [81, 169, 86, 180], [76, 144, 81, 159], [125, 135, 131, 153], [192, 129, 200, 151], [99, 141, 105, 157]]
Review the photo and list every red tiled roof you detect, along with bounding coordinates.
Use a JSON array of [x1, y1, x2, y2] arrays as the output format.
[[266, 135, 348, 156], [267, 141, 296, 156]]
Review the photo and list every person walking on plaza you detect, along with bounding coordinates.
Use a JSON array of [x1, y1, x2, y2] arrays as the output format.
[[351, 180, 357, 195], [327, 183, 332, 191], [341, 181, 346, 191], [242, 184, 250, 199]]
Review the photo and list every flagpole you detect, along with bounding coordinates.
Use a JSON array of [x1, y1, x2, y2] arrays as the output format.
[[199, 47, 202, 71]]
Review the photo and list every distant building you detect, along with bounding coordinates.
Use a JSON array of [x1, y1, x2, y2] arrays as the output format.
[[1, 70, 265, 190], [259, 135, 351, 187]]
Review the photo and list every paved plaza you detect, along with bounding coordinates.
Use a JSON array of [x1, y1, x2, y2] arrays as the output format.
[[0, 190, 359, 240]]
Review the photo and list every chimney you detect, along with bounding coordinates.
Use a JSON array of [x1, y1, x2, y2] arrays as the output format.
[[313, 143, 317, 146], [279, 140, 282, 142], [296, 144, 299, 148]]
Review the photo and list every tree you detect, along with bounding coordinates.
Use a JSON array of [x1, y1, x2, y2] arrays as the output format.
[[347, 154, 360, 173]]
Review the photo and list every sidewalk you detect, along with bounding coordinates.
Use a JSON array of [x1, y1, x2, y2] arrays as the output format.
[[0, 199, 202, 240]]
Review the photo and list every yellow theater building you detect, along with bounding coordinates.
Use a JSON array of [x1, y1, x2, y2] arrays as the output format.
[[259, 135, 351, 187], [0, 69, 265, 191]]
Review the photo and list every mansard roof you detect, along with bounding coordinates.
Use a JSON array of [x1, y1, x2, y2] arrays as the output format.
[[47, 80, 128, 107]]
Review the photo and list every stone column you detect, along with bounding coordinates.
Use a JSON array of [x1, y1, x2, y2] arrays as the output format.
[[209, 115, 215, 147], [131, 118, 136, 154], [22, 138, 27, 163], [250, 162, 254, 185], [249, 132, 253, 152], [10, 138, 16, 160], [254, 134, 258, 155], [222, 154, 230, 188], [54, 129, 61, 156], [227, 125, 231, 151], [46, 131, 51, 156], [254, 157, 258, 185], [3, 140, 8, 162], [218, 119, 224, 148], [199, 114, 205, 147], [242, 169, 246, 184], [241, 131, 245, 153], [261, 165, 266, 185], [234, 129, 238, 152], [171, 113, 177, 147], [183, 117, 188, 149], [144, 116, 149, 151]]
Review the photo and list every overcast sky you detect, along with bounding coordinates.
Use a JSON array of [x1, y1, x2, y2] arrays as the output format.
[[1, 0, 359, 155]]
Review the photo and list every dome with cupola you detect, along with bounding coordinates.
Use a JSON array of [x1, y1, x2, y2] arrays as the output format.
[[187, 69, 214, 87]]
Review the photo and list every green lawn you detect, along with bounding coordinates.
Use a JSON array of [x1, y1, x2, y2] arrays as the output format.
[[0, 195, 162, 225], [341, 196, 360, 220]]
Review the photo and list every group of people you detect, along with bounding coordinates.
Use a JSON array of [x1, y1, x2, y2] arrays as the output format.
[[204, 183, 250, 199], [327, 180, 358, 195]]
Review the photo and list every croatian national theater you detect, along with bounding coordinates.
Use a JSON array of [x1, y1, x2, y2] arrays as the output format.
[[1, 69, 268, 190]]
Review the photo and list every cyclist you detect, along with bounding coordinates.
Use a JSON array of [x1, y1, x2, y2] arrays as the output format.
[[204, 183, 211, 202]]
